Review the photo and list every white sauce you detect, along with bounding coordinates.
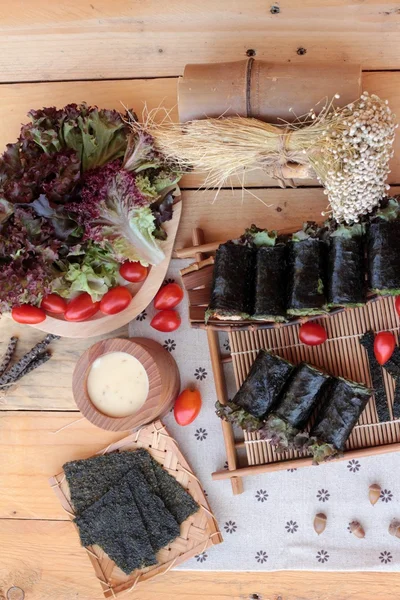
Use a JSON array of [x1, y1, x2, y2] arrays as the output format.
[[87, 351, 149, 417]]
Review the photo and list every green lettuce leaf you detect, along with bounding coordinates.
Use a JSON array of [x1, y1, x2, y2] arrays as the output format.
[[52, 243, 120, 301]]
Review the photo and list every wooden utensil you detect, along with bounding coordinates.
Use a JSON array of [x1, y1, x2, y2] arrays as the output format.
[[72, 338, 180, 431]]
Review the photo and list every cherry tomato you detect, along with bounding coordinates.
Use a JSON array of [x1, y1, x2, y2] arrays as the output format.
[[12, 305, 46, 324], [41, 293, 68, 315], [119, 261, 148, 283], [150, 309, 181, 332], [395, 296, 400, 317], [174, 388, 202, 426], [64, 293, 100, 322], [374, 331, 396, 365], [100, 286, 132, 315], [154, 283, 184, 310], [299, 322, 327, 346]]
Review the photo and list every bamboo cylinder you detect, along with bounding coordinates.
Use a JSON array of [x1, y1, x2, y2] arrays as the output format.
[[178, 59, 361, 124]]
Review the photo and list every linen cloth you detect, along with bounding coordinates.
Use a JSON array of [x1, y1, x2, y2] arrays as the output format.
[[129, 260, 400, 571]]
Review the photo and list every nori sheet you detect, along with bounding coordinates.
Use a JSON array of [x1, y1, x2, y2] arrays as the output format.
[[308, 377, 370, 462], [382, 345, 400, 418], [252, 245, 287, 321], [206, 241, 255, 321], [367, 220, 400, 294], [327, 236, 366, 307], [149, 458, 199, 525], [64, 448, 199, 523], [74, 478, 157, 574], [231, 349, 294, 418], [259, 363, 330, 451], [360, 331, 391, 422], [286, 238, 327, 316], [125, 467, 180, 552]]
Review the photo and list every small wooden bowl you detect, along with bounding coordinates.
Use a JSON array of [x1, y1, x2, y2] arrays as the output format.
[[72, 338, 180, 431]]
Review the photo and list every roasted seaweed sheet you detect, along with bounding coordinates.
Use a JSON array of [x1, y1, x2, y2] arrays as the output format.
[[287, 238, 326, 316], [327, 236, 366, 307], [64, 448, 199, 522], [308, 377, 370, 463], [360, 330, 391, 422], [368, 220, 400, 294], [75, 478, 157, 574], [260, 363, 330, 451], [253, 245, 287, 321], [206, 241, 255, 321]]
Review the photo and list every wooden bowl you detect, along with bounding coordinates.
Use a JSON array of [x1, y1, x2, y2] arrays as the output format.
[[72, 337, 180, 431], [28, 200, 181, 338]]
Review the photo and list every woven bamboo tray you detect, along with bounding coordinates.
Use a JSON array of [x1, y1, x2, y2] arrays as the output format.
[[49, 420, 222, 598], [179, 229, 400, 495]]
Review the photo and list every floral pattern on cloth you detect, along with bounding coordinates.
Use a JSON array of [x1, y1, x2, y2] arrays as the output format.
[[129, 259, 400, 572]]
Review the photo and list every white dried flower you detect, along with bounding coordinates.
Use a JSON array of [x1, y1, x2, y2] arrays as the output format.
[[312, 94, 396, 222]]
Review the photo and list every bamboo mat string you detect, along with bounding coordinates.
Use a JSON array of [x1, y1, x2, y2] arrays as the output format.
[[49, 474, 66, 486], [50, 417, 85, 434]]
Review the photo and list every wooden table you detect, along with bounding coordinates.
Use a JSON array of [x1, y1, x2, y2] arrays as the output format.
[[1, 2, 400, 598]]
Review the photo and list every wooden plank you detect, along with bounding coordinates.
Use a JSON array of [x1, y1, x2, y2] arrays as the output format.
[[1, 1, 400, 81], [0, 319, 128, 410], [0, 518, 400, 600], [0, 412, 126, 519], [0, 72, 399, 188]]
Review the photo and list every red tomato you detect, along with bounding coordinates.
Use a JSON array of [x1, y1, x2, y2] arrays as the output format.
[[64, 293, 100, 322], [150, 309, 181, 332], [154, 283, 184, 310], [299, 322, 328, 346], [174, 388, 202, 426], [12, 305, 46, 324], [119, 261, 148, 283], [395, 296, 400, 317], [374, 331, 396, 365], [100, 286, 132, 315], [41, 293, 68, 315]]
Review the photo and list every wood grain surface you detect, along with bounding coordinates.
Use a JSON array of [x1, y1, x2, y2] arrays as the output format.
[[1, 1, 400, 81]]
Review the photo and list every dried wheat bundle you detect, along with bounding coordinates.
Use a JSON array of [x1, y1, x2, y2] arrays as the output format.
[[130, 93, 397, 223]]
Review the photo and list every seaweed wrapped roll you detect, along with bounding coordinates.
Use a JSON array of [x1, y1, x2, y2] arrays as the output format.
[[368, 198, 400, 295], [260, 362, 330, 451], [216, 349, 293, 430], [307, 377, 371, 463], [245, 226, 287, 322], [326, 223, 366, 308], [206, 241, 255, 321], [287, 224, 327, 316]]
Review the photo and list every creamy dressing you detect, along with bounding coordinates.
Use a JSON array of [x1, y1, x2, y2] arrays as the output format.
[[87, 351, 149, 417]]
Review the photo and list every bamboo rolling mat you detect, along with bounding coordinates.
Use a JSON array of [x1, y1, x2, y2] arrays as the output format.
[[229, 296, 400, 469]]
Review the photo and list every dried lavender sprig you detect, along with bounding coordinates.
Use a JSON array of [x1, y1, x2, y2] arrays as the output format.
[[0, 334, 59, 387], [0, 352, 51, 389], [0, 336, 18, 376]]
